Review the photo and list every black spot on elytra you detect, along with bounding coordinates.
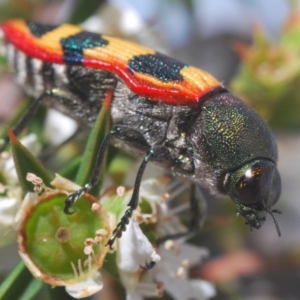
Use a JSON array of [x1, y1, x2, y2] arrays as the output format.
[[60, 31, 109, 65], [128, 52, 186, 82], [26, 21, 58, 38]]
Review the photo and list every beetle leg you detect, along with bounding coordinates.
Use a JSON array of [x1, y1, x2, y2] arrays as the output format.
[[63, 125, 152, 214], [0, 90, 48, 150], [106, 144, 174, 250], [64, 124, 174, 211], [0, 88, 78, 150]]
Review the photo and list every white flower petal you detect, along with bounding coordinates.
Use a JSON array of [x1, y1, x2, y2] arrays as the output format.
[[126, 280, 162, 300], [154, 238, 213, 300], [123, 271, 163, 300], [0, 197, 20, 226], [51, 173, 81, 192], [117, 219, 160, 272], [189, 279, 216, 299], [126, 291, 143, 300], [65, 271, 103, 299], [0, 196, 20, 246], [44, 109, 77, 146], [156, 275, 215, 300]]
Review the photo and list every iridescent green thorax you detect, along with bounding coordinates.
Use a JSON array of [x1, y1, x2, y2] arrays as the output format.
[[197, 93, 278, 170]]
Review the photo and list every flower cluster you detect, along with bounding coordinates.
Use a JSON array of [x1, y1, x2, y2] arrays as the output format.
[[0, 134, 215, 299]]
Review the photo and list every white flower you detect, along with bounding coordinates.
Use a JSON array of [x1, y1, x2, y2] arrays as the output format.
[[154, 241, 215, 300], [43, 109, 77, 146], [117, 218, 161, 299], [114, 177, 215, 300]]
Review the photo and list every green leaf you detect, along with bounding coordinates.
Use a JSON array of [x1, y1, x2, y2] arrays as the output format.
[[107, 153, 133, 185], [59, 156, 81, 179], [27, 105, 48, 144], [18, 279, 43, 300], [102, 252, 119, 278], [75, 91, 112, 195], [8, 128, 52, 193], [0, 261, 41, 300]]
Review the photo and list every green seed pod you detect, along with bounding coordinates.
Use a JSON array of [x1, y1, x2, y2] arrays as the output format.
[[17, 187, 110, 286]]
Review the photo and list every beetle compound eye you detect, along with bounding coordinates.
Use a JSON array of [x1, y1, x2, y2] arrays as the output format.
[[236, 162, 271, 206], [226, 159, 281, 208]]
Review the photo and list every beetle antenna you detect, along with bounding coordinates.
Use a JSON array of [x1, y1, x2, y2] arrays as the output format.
[[265, 208, 281, 237]]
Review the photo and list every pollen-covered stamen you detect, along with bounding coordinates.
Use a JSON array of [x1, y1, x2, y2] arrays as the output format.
[[164, 240, 175, 251], [82, 239, 96, 271], [71, 259, 86, 279], [175, 266, 186, 278], [84, 238, 95, 246], [162, 192, 170, 201], [95, 228, 108, 236], [84, 229, 109, 246], [26, 173, 48, 194], [181, 259, 191, 268], [84, 245, 94, 256], [116, 186, 125, 197], [94, 229, 108, 244], [95, 228, 108, 242], [91, 203, 101, 212]]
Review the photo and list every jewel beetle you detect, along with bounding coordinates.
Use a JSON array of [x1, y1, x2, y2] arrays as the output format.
[[0, 19, 282, 248]]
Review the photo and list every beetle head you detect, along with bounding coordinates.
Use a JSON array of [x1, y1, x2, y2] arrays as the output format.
[[223, 159, 281, 235]]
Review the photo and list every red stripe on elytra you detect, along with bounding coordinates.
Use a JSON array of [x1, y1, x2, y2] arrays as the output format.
[[83, 58, 217, 105], [1, 21, 219, 105], [1, 22, 64, 64]]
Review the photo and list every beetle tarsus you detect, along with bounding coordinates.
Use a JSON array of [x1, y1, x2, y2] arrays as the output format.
[[64, 187, 87, 214], [106, 207, 134, 250]]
